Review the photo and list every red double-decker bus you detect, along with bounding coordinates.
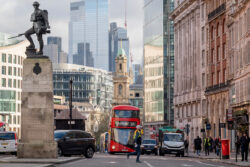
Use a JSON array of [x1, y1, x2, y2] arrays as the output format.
[[108, 105, 140, 153]]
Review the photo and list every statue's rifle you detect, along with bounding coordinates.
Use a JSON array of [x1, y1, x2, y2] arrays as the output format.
[[8, 33, 25, 39]]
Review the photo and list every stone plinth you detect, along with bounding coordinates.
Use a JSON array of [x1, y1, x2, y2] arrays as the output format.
[[17, 57, 57, 158]]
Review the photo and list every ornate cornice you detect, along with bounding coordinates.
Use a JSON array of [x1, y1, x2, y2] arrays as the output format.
[[170, 0, 199, 25]]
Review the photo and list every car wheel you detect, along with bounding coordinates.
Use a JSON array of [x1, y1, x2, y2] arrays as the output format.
[[85, 147, 94, 158], [58, 147, 63, 157]]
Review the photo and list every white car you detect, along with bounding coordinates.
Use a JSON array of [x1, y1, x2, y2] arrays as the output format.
[[0, 132, 18, 154]]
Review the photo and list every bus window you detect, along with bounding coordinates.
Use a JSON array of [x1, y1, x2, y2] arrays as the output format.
[[114, 110, 139, 118]]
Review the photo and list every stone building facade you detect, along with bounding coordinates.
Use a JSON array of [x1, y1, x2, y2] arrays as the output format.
[[227, 0, 250, 137], [171, 0, 207, 149], [204, 0, 230, 140]]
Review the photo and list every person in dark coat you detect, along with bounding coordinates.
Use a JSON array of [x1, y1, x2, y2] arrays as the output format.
[[184, 136, 189, 155], [194, 136, 202, 156], [240, 133, 250, 161]]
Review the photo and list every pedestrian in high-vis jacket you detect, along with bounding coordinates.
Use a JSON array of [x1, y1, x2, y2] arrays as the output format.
[[127, 125, 143, 163]]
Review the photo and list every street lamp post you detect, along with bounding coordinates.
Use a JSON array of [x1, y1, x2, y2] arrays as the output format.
[[69, 79, 73, 129]]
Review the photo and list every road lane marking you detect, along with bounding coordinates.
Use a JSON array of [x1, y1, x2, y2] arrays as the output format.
[[182, 164, 193, 167], [144, 161, 154, 167], [105, 161, 117, 164]]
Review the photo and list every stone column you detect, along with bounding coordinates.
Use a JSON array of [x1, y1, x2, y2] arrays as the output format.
[[17, 57, 57, 158]]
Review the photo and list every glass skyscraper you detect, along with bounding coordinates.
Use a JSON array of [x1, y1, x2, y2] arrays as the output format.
[[69, 0, 109, 70], [109, 22, 130, 72], [143, 0, 174, 138]]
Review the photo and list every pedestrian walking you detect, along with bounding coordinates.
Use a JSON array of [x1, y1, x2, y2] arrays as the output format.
[[209, 137, 214, 152], [240, 132, 250, 162], [184, 136, 189, 155], [204, 137, 211, 156], [194, 136, 202, 156], [127, 125, 143, 163]]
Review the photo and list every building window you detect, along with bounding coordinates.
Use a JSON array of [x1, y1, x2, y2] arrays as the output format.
[[202, 27, 205, 44], [135, 93, 140, 97], [13, 79, 16, 88], [13, 67, 16, 76], [212, 73, 214, 85], [13, 55, 17, 64], [2, 78, 6, 87], [202, 50, 205, 67], [222, 19, 226, 34], [222, 69, 226, 83], [217, 71, 220, 84], [211, 49, 214, 63], [211, 26, 214, 40], [2, 66, 6, 75], [8, 67, 12, 75], [119, 64, 122, 70], [18, 56, 20, 65], [222, 43, 225, 59], [8, 54, 12, 63], [217, 46, 220, 61], [2, 53, 6, 62], [118, 84, 122, 95], [216, 22, 220, 36], [202, 73, 205, 88], [8, 79, 12, 88]]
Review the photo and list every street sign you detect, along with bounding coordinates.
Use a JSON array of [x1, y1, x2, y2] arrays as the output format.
[[206, 123, 211, 130], [227, 109, 233, 121]]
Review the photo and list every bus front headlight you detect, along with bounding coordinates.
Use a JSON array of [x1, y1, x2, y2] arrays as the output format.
[[112, 145, 116, 150]]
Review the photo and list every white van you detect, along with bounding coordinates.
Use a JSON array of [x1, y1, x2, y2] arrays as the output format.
[[0, 132, 18, 155], [159, 133, 184, 156]]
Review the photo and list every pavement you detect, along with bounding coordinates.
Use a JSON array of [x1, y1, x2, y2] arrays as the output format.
[[0, 154, 82, 167], [188, 151, 250, 167]]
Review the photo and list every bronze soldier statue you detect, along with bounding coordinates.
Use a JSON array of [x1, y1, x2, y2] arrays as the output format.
[[25, 1, 50, 55]]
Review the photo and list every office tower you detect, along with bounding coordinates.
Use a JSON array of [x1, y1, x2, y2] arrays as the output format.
[[69, 0, 109, 70], [59, 52, 68, 64], [143, 0, 174, 138], [44, 44, 58, 64], [109, 22, 130, 72]]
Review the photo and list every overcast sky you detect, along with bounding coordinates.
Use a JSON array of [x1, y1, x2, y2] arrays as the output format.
[[0, 0, 143, 65]]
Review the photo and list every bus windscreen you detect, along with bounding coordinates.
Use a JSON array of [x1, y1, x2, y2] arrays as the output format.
[[114, 110, 139, 118]]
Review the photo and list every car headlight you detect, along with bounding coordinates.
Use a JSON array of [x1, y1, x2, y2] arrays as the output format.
[[112, 145, 116, 150]]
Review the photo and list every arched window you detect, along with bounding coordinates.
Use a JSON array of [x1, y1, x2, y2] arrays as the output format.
[[216, 22, 219, 36], [211, 26, 214, 40], [119, 64, 122, 70], [118, 84, 122, 95], [222, 19, 226, 34]]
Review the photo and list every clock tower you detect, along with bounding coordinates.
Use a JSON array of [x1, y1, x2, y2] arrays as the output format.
[[113, 48, 130, 105]]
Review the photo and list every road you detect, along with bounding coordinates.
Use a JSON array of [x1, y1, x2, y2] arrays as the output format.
[[56, 153, 237, 167]]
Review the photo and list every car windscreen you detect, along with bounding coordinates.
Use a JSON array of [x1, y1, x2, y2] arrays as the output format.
[[164, 134, 183, 142], [114, 110, 139, 118], [142, 140, 156, 145], [54, 131, 67, 139], [0, 133, 15, 140]]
